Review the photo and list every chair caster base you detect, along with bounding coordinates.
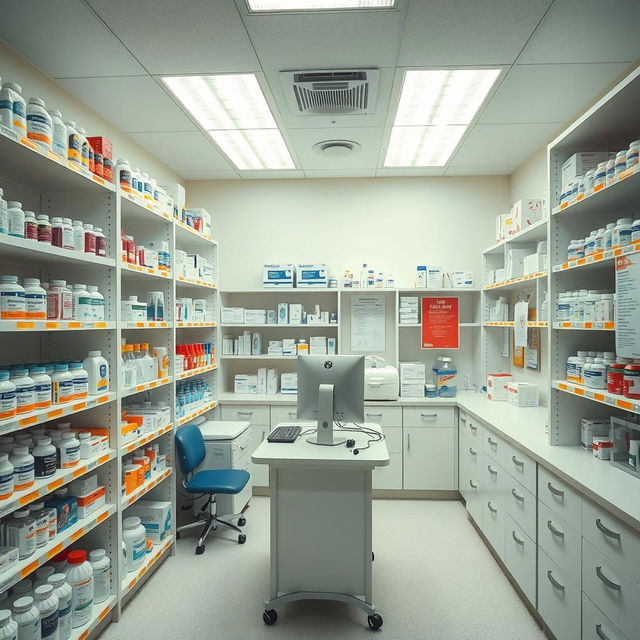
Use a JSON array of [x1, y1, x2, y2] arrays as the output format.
[[263, 609, 277, 625], [238, 534, 246, 544], [195, 544, 205, 555], [368, 614, 383, 630], [238, 517, 246, 527]]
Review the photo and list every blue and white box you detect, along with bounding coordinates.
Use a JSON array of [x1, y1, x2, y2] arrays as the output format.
[[296, 263, 327, 288], [263, 264, 295, 287]]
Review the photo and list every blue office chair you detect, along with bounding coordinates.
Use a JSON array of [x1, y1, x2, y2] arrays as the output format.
[[175, 424, 250, 554]]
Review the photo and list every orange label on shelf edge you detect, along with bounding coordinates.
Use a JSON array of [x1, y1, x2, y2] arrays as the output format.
[[72, 466, 87, 478], [16, 322, 35, 329], [47, 478, 64, 491], [19, 416, 38, 426], [18, 490, 39, 505], [71, 529, 85, 542], [98, 455, 110, 465], [47, 543, 64, 559], [575, 387, 584, 396], [20, 560, 40, 578]]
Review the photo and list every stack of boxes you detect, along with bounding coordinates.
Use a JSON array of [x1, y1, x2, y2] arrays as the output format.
[[399, 297, 419, 324], [400, 362, 426, 397], [234, 369, 280, 395], [262, 263, 329, 288], [495, 199, 545, 242]]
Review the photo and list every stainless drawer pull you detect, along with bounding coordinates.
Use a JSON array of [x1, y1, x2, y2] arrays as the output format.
[[511, 488, 524, 502], [595, 624, 611, 640], [596, 566, 621, 591], [547, 521, 564, 538], [511, 530, 524, 546], [469, 447, 477, 456], [487, 501, 498, 514], [547, 570, 565, 591], [547, 482, 564, 497], [366, 412, 383, 417], [487, 437, 497, 447], [487, 465, 498, 475], [469, 480, 478, 489], [237, 411, 253, 416], [420, 412, 437, 419], [288, 411, 296, 418], [596, 518, 621, 540], [469, 424, 477, 433], [511, 455, 524, 467], [407, 433, 411, 451]]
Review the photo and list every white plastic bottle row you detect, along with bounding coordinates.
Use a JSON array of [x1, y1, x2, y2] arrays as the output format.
[[566, 218, 640, 260]]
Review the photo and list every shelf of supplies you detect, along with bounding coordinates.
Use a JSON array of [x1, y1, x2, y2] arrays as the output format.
[[484, 321, 514, 327], [121, 468, 172, 509], [123, 321, 171, 329], [552, 165, 640, 217], [483, 321, 547, 328], [396, 288, 482, 293], [121, 423, 173, 455], [0, 320, 115, 332], [220, 354, 297, 360], [175, 321, 217, 328], [484, 271, 547, 291], [71, 595, 118, 640], [553, 380, 640, 414], [220, 323, 337, 328], [221, 288, 336, 294], [0, 449, 116, 519], [0, 234, 116, 269], [122, 376, 172, 398], [121, 535, 173, 597], [527, 321, 549, 327], [0, 504, 116, 593], [175, 220, 217, 247], [120, 262, 172, 280], [553, 321, 615, 330], [0, 130, 115, 193], [0, 392, 116, 438], [177, 401, 218, 426], [120, 191, 172, 223], [176, 276, 217, 290], [552, 242, 640, 273], [398, 322, 481, 328], [218, 392, 296, 404], [176, 364, 217, 380], [483, 218, 549, 256]]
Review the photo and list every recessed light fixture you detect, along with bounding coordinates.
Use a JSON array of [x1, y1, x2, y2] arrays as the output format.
[[163, 74, 295, 171], [384, 69, 501, 167], [247, 0, 395, 12]]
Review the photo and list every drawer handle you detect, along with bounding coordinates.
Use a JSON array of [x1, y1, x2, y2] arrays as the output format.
[[511, 455, 524, 467], [547, 521, 565, 538], [288, 411, 296, 418], [511, 530, 525, 546], [511, 488, 524, 502], [487, 437, 497, 447], [547, 570, 565, 591], [487, 465, 498, 475], [469, 480, 478, 489], [407, 433, 411, 451], [595, 518, 621, 540], [595, 624, 611, 640], [237, 411, 253, 416], [469, 424, 477, 433], [366, 412, 383, 417], [420, 412, 437, 419], [596, 566, 621, 591], [487, 501, 498, 514], [547, 482, 564, 497], [468, 447, 477, 456]]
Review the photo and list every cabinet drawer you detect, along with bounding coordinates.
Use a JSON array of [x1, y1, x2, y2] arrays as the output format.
[[221, 404, 270, 426], [483, 429, 503, 463], [537, 548, 581, 640], [459, 457, 482, 526], [373, 453, 402, 490], [504, 515, 536, 606], [582, 593, 630, 640], [502, 442, 536, 495], [482, 453, 502, 501], [459, 412, 482, 445], [363, 405, 403, 427], [461, 440, 482, 477], [269, 405, 299, 424], [482, 492, 505, 560], [381, 426, 402, 454], [538, 500, 581, 582], [582, 499, 640, 585], [249, 425, 269, 487], [402, 406, 455, 428], [230, 429, 251, 461], [403, 427, 455, 490], [538, 466, 582, 530], [503, 475, 536, 542], [582, 540, 640, 640]]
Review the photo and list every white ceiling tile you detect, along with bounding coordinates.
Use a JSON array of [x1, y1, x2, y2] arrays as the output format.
[[128, 132, 236, 173], [444, 165, 516, 176], [87, 0, 260, 74], [304, 169, 376, 178], [480, 63, 632, 124], [183, 171, 241, 181], [398, 0, 552, 66], [0, 0, 144, 77], [56, 76, 197, 133], [520, 0, 640, 64], [240, 171, 306, 179], [449, 123, 562, 167], [375, 167, 446, 177]]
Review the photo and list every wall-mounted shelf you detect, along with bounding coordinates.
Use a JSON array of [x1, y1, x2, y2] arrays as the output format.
[[484, 271, 547, 291]]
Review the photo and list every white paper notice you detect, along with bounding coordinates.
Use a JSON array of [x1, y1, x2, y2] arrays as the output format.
[[615, 253, 640, 359], [514, 299, 529, 348], [351, 295, 386, 352]]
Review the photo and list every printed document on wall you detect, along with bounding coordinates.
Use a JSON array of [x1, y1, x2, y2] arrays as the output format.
[[514, 299, 529, 347], [351, 295, 385, 352], [615, 254, 640, 358]]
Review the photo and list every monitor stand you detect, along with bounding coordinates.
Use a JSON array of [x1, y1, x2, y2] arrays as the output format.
[[307, 383, 345, 446]]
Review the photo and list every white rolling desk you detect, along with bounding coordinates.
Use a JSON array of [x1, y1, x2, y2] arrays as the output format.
[[252, 421, 389, 629]]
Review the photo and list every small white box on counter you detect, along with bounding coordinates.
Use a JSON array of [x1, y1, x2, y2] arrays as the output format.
[[401, 383, 424, 397], [447, 271, 474, 288], [506, 382, 539, 407], [487, 374, 513, 401], [222, 307, 244, 324], [426, 266, 443, 288], [263, 264, 295, 287], [400, 362, 426, 383]]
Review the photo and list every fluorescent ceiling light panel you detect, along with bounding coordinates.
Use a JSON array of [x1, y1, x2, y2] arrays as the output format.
[[385, 126, 466, 167], [247, 0, 395, 11], [163, 74, 295, 170]]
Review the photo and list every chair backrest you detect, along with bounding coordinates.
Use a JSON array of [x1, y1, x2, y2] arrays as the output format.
[[175, 424, 206, 475]]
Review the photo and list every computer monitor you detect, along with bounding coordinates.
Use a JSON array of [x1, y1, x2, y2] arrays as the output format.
[[297, 355, 365, 446]]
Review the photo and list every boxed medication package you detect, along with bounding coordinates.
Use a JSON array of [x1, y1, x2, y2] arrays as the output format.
[[506, 248, 531, 280], [426, 267, 443, 288], [234, 374, 257, 394], [222, 308, 244, 324], [266, 369, 279, 395], [310, 336, 327, 355], [127, 500, 172, 544], [506, 382, 539, 407], [244, 309, 266, 324], [282, 339, 296, 356], [523, 252, 548, 275], [45, 495, 78, 532], [277, 303, 288, 324], [76, 486, 106, 519], [400, 362, 426, 382], [281, 373, 297, 394], [580, 418, 610, 450], [447, 271, 474, 288], [487, 374, 513, 401], [510, 199, 544, 233], [296, 263, 327, 287], [289, 304, 302, 325], [263, 264, 295, 287], [561, 152, 610, 188], [0, 547, 19, 576]]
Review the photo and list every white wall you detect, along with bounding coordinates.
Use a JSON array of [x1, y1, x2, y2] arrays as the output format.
[[187, 176, 510, 290], [0, 39, 182, 186]]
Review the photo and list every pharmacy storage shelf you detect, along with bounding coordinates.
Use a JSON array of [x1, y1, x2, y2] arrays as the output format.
[[176, 276, 217, 290], [220, 323, 337, 328], [121, 468, 172, 509], [0, 320, 115, 332], [177, 401, 218, 427], [176, 364, 218, 380], [121, 191, 172, 223], [121, 423, 173, 455], [176, 321, 217, 328], [71, 595, 118, 640], [482, 219, 548, 256], [219, 354, 297, 360], [121, 376, 173, 398], [484, 321, 515, 327], [122, 321, 171, 329], [174, 220, 217, 247], [553, 381, 640, 414], [553, 322, 615, 330], [398, 322, 480, 328], [552, 241, 640, 273], [121, 535, 173, 598], [121, 262, 172, 280], [483, 271, 547, 291]]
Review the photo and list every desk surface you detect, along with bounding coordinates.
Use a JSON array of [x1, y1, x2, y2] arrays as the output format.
[[252, 422, 390, 470]]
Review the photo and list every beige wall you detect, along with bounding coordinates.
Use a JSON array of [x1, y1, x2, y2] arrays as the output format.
[[0, 39, 182, 186], [510, 145, 548, 205]]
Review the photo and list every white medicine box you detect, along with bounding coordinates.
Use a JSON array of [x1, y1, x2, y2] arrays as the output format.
[[523, 252, 548, 276], [510, 199, 544, 234], [263, 264, 295, 287], [506, 248, 531, 280], [506, 382, 539, 407], [487, 374, 513, 402], [127, 500, 172, 545], [561, 152, 610, 188], [222, 307, 244, 324], [296, 263, 327, 287], [399, 362, 426, 383]]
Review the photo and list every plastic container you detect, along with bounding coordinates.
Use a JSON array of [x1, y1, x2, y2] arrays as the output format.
[[93, 227, 106, 257], [605, 158, 615, 185], [435, 357, 457, 398], [584, 357, 606, 389], [61, 219, 74, 251], [23, 279, 46, 319], [68, 362, 88, 400], [614, 150, 627, 179], [32, 438, 56, 478], [612, 217, 632, 247], [0, 275, 25, 319], [425, 383, 437, 398], [0, 609, 17, 639], [47, 573, 72, 640], [26, 98, 52, 150], [34, 584, 58, 640], [85, 286, 104, 321], [76, 127, 90, 171], [11, 370, 35, 415], [51, 364, 74, 405], [0, 451, 14, 499], [632, 219, 640, 243], [0, 188, 6, 235], [123, 516, 146, 572], [64, 121, 80, 165], [9, 446, 34, 490], [47, 280, 72, 321], [59, 433, 80, 469], [594, 162, 607, 189], [0, 82, 26, 134], [11, 596, 39, 640], [567, 239, 583, 260], [582, 290, 599, 322], [48, 110, 66, 158], [72, 220, 84, 253], [5, 509, 36, 560], [71, 285, 92, 321], [83, 352, 109, 395], [83, 224, 95, 254], [0, 371, 17, 421], [29, 367, 51, 409], [65, 550, 93, 628], [29, 502, 49, 548], [623, 363, 640, 399], [593, 228, 606, 252], [88, 549, 110, 604], [10, 580, 33, 609], [584, 231, 597, 256], [23, 211, 37, 241]]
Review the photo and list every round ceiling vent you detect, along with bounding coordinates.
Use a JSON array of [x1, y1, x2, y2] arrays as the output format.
[[312, 140, 361, 157]]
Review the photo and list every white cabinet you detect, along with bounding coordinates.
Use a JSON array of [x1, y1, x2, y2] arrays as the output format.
[[402, 406, 455, 428], [374, 426, 402, 490], [248, 424, 269, 487], [459, 435, 482, 525], [363, 405, 403, 427], [504, 515, 536, 606], [221, 404, 270, 425], [481, 453, 505, 559], [582, 593, 629, 640], [538, 466, 583, 528], [270, 405, 299, 425], [403, 427, 455, 490], [503, 474, 536, 542], [538, 499, 581, 581]]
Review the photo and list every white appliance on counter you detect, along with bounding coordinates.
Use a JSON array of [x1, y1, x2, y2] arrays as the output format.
[[364, 356, 399, 401]]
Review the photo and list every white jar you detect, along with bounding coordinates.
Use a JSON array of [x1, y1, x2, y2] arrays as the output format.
[[0, 187, 7, 235], [47, 280, 72, 321], [11, 370, 35, 415], [48, 110, 66, 158], [0, 609, 17, 640], [88, 549, 110, 604], [86, 286, 104, 321], [29, 502, 49, 548], [72, 220, 84, 253], [584, 231, 597, 256], [0, 275, 25, 320], [556, 292, 570, 321], [613, 218, 632, 247], [23, 211, 37, 241], [11, 596, 39, 640], [593, 228, 606, 252], [567, 239, 583, 260], [26, 98, 52, 150], [68, 362, 88, 400], [59, 433, 80, 469], [71, 284, 92, 321], [583, 290, 599, 322], [77, 433, 92, 460], [114, 159, 132, 193], [23, 279, 46, 320], [51, 365, 74, 405], [29, 367, 51, 409], [10, 580, 33, 609], [5, 509, 36, 560], [47, 574, 71, 640], [614, 150, 627, 178], [585, 357, 607, 389], [632, 219, 640, 243], [32, 438, 56, 478], [61, 219, 74, 251], [605, 158, 615, 185], [83, 351, 109, 395], [34, 585, 58, 640], [9, 446, 34, 491], [603, 223, 615, 250], [37, 214, 51, 243], [0, 82, 26, 134], [93, 228, 106, 258], [123, 516, 146, 572], [75, 126, 90, 171], [64, 121, 80, 165], [6, 202, 24, 239], [64, 550, 93, 628], [0, 451, 14, 499]]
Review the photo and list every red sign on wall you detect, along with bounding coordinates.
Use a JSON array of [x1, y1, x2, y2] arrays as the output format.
[[421, 297, 459, 349]]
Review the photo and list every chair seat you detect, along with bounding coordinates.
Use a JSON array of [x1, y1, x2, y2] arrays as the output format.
[[185, 469, 250, 495]]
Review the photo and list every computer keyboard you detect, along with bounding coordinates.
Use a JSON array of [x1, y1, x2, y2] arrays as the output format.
[[267, 425, 302, 443]]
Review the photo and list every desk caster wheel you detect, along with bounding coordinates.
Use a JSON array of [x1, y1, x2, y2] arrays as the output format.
[[263, 609, 277, 625], [238, 517, 246, 527], [195, 544, 205, 555], [238, 534, 246, 544], [368, 614, 383, 631]]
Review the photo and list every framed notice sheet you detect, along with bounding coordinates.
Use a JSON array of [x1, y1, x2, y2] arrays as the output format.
[[351, 295, 386, 352]]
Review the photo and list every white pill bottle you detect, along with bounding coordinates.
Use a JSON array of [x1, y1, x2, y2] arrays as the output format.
[[0, 609, 17, 640], [47, 574, 72, 640], [11, 596, 39, 640], [64, 550, 93, 629]]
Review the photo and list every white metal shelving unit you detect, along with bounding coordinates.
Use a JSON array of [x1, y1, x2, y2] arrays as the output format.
[[0, 131, 219, 637]]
